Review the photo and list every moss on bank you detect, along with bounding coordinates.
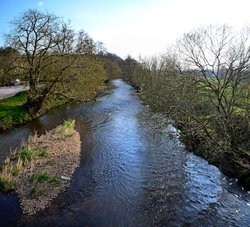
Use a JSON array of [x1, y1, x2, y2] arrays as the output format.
[[0, 120, 81, 215]]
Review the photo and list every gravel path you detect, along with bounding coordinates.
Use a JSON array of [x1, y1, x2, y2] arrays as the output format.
[[0, 85, 29, 99]]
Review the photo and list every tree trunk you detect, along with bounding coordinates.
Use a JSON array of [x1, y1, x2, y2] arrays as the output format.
[[26, 95, 45, 117]]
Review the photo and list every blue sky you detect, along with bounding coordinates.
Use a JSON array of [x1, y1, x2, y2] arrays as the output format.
[[1, 0, 250, 58]]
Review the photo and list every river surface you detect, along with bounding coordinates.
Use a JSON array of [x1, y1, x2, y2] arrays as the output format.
[[0, 79, 250, 226]]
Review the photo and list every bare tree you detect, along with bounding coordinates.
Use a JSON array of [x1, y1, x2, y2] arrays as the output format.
[[75, 30, 95, 55], [177, 25, 250, 149], [124, 26, 250, 187], [95, 41, 107, 55], [55, 22, 75, 54]]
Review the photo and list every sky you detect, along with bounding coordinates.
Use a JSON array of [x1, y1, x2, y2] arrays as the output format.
[[1, 0, 250, 58]]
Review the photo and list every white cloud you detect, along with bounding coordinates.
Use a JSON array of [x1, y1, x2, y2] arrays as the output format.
[[38, 1, 44, 7]]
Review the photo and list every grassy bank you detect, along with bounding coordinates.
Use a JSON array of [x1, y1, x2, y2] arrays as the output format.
[[0, 83, 106, 131], [0, 91, 32, 130], [138, 82, 250, 189], [0, 120, 81, 215], [0, 91, 68, 131], [0, 54, 111, 131], [140, 85, 250, 190], [126, 58, 250, 190]]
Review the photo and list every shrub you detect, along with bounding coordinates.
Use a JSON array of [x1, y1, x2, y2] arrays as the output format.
[[0, 116, 13, 130]]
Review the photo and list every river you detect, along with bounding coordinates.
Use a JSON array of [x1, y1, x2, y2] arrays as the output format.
[[0, 79, 250, 226]]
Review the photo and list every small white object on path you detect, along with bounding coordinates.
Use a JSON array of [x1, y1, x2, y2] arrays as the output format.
[[60, 176, 71, 181]]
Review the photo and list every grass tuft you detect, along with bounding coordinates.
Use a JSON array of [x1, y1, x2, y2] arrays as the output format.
[[11, 166, 20, 176], [28, 172, 61, 199], [29, 187, 37, 199], [30, 172, 50, 183], [19, 147, 33, 162], [30, 172, 61, 186], [35, 147, 49, 158], [0, 177, 14, 192], [53, 119, 75, 137], [48, 176, 61, 186]]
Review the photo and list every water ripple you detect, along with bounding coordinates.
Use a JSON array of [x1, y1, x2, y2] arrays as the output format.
[[0, 79, 250, 226]]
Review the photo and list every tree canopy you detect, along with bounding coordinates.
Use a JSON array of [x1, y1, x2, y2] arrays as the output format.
[[3, 9, 111, 115]]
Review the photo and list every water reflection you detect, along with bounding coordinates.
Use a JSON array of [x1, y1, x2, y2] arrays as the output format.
[[0, 79, 249, 226]]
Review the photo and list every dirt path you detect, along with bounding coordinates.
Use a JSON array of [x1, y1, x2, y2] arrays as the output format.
[[0, 85, 29, 99]]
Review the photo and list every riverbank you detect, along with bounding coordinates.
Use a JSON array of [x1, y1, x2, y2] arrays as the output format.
[[0, 91, 67, 131], [0, 91, 31, 130], [137, 89, 250, 190], [0, 85, 107, 131], [0, 79, 249, 226], [124, 56, 250, 190], [0, 120, 81, 215]]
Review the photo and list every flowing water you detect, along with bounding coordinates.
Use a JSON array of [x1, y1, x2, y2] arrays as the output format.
[[0, 79, 250, 226]]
